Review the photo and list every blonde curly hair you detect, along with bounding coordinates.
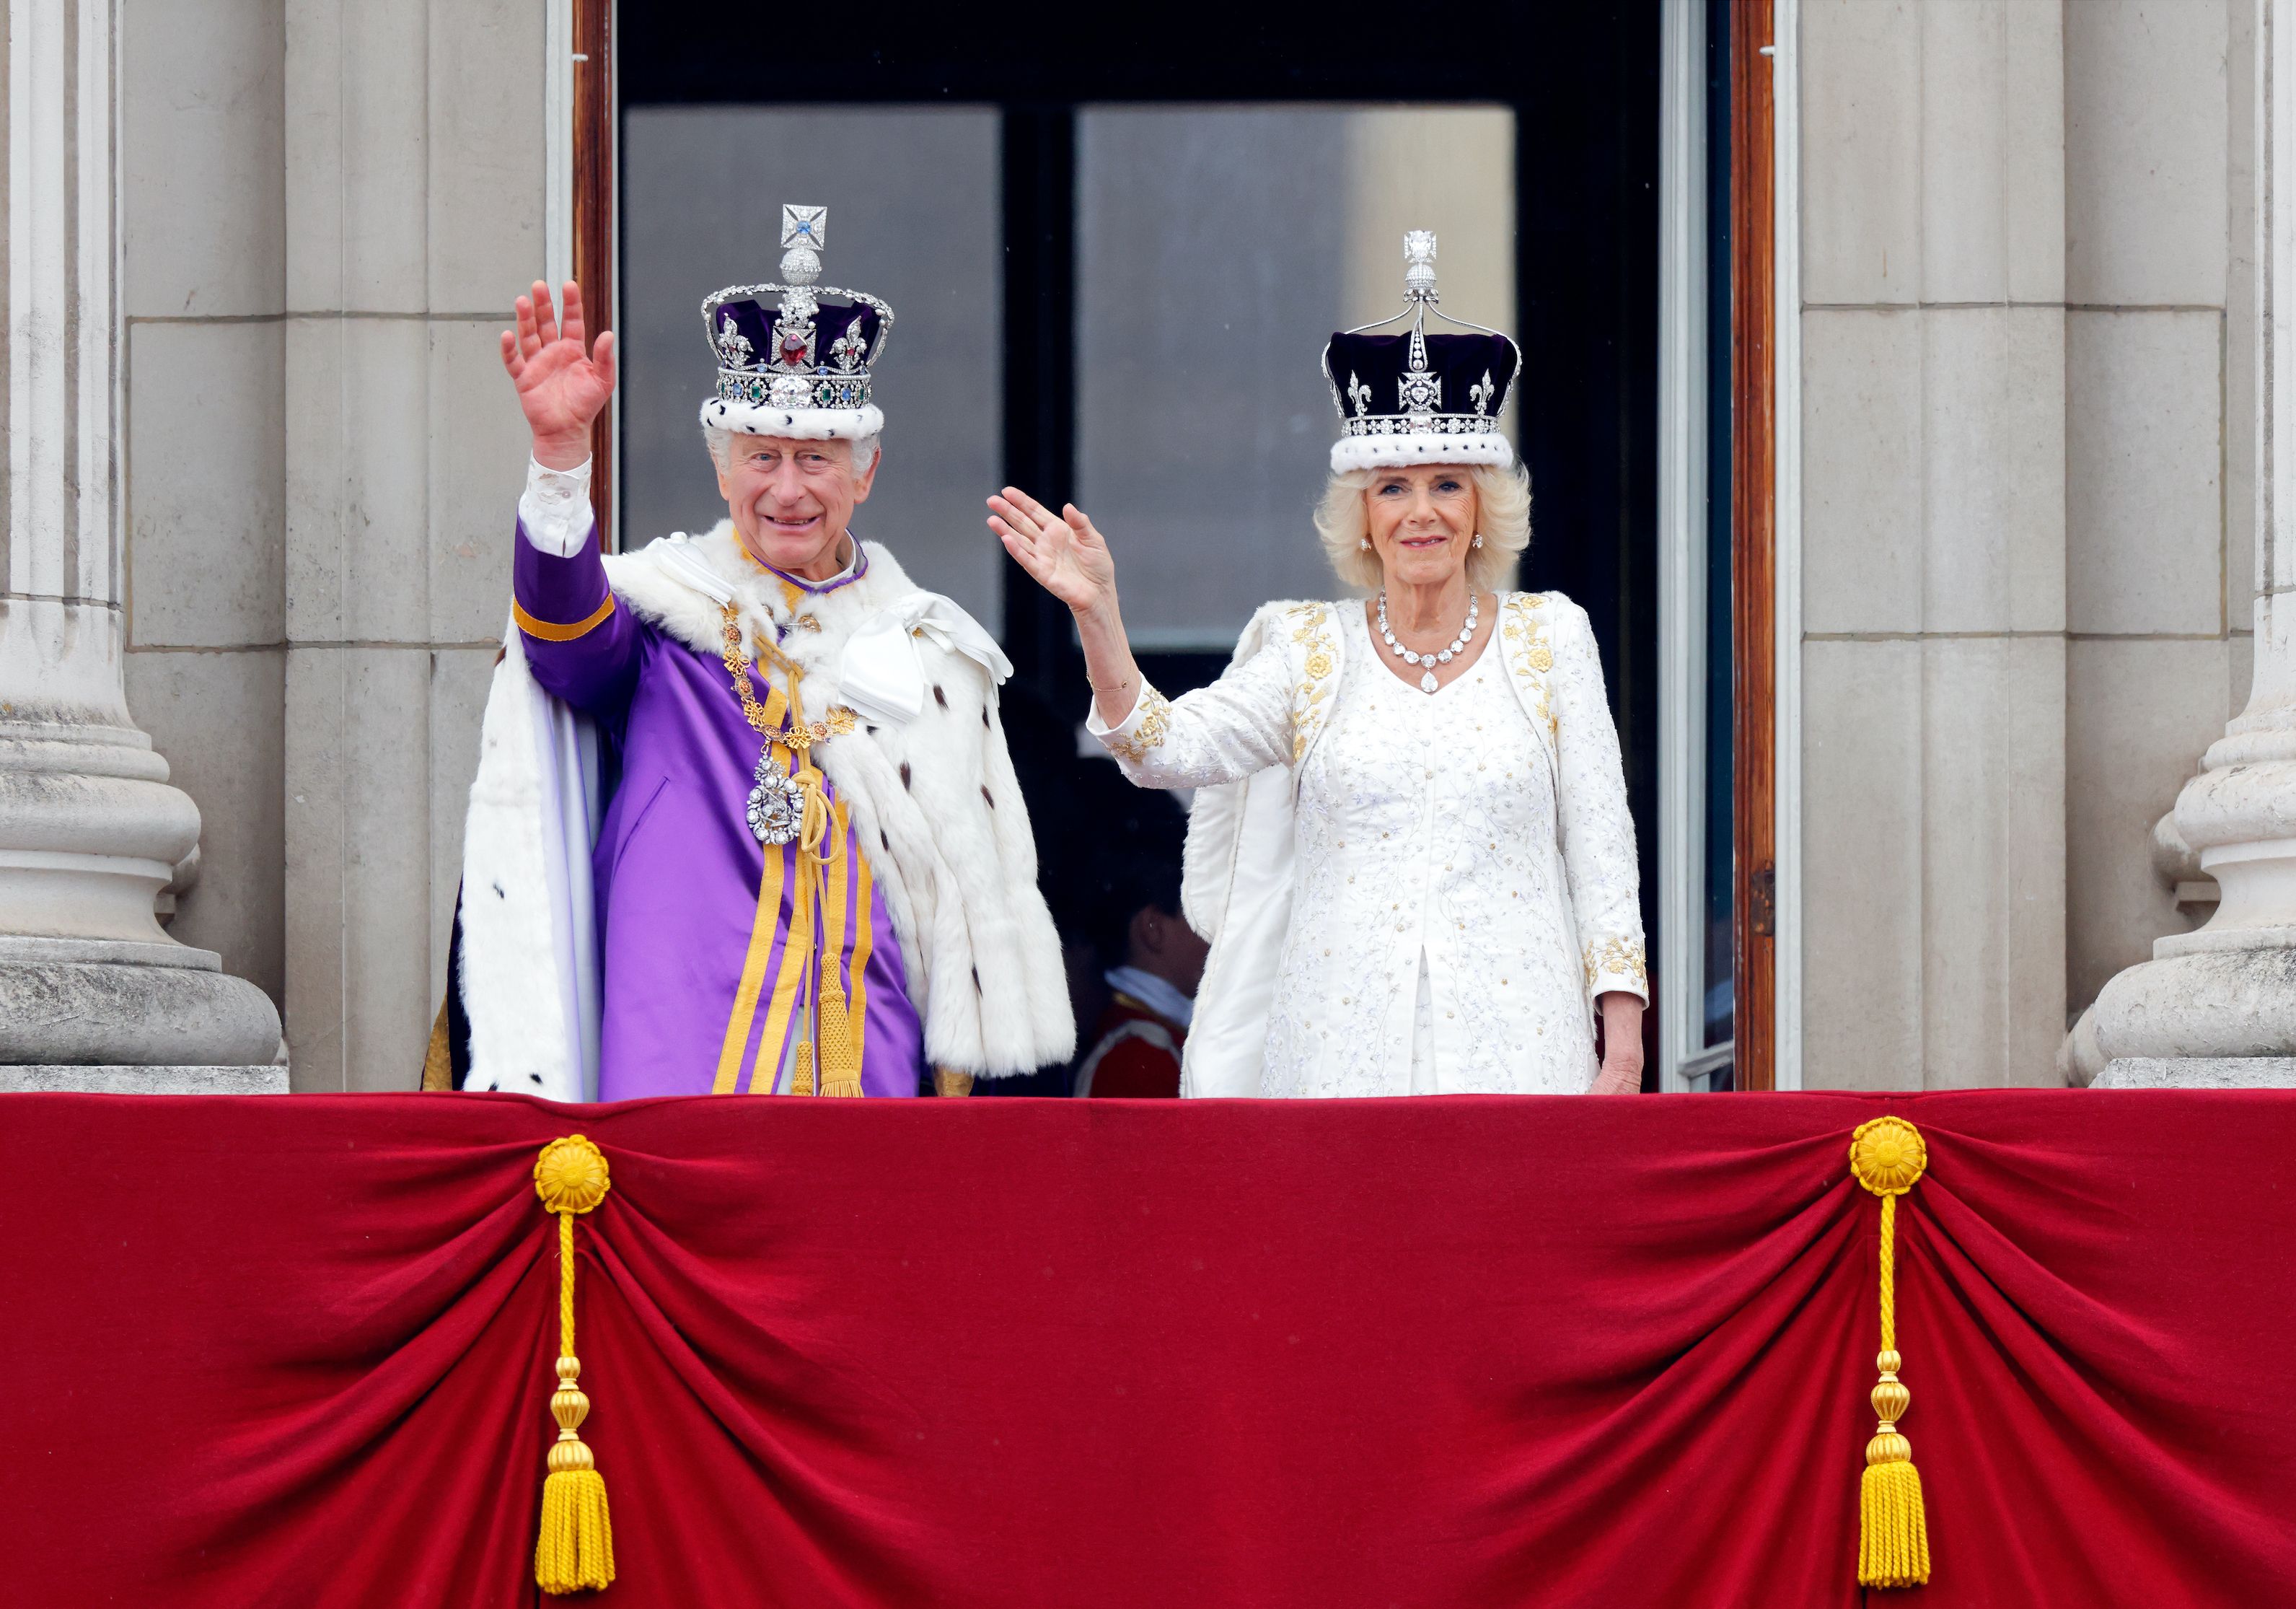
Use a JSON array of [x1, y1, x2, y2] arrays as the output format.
[[1312, 460, 1531, 593]]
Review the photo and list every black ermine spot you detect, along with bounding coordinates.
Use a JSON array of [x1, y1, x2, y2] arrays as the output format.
[[981, 786, 995, 809], [900, 762, 912, 789], [933, 684, 948, 709]]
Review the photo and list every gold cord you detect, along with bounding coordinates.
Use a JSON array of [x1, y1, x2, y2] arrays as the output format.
[[1849, 1117, 1932, 1590], [531, 1137, 615, 1594]]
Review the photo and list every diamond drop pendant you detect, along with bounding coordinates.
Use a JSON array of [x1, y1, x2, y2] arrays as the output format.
[[1378, 589, 1478, 698]]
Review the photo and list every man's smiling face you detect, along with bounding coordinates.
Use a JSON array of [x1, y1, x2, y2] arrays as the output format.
[[715, 434, 879, 579]]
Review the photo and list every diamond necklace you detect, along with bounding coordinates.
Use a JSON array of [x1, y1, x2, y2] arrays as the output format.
[[1376, 589, 1479, 694]]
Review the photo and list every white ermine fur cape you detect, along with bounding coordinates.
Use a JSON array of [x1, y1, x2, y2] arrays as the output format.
[[459, 522, 1073, 1099]]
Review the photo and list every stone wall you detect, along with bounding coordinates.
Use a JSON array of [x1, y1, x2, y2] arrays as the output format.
[[1797, 0, 2071, 1088], [2062, 1, 2253, 1017], [120, 0, 549, 1089], [121, 0, 288, 1005], [1793, 0, 2249, 1088]]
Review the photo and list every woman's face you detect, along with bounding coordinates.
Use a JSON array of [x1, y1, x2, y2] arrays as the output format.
[[1364, 465, 1479, 592]]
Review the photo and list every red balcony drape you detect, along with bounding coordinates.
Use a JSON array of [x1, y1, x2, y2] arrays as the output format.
[[4, 1090, 2288, 1607]]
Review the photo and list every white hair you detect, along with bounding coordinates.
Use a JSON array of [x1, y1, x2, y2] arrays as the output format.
[[703, 424, 879, 477], [1312, 460, 1531, 593]]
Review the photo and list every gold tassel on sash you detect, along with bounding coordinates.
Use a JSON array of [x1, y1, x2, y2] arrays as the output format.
[[532, 1136, 616, 1595], [813, 799, 864, 1098], [1849, 1115, 1932, 1589]]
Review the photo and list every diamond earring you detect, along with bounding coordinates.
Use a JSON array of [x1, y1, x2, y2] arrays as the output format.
[[1471, 532, 1485, 549], [1360, 537, 1372, 551]]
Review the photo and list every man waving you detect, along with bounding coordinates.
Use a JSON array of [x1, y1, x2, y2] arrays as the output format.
[[449, 209, 1070, 1100]]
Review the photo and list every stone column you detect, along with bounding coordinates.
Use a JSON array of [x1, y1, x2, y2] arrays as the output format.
[[0, 0, 281, 1092], [1795, 0, 2070, 1090], [2086, 0, 2296, 1089]]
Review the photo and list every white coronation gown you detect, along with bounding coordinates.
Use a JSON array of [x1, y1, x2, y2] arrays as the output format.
[[1092, 593, 1648, 1097]]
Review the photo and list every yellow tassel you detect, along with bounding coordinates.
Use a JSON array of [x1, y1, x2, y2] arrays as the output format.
[[532, 1136, 617, 1596], [1848, 1118, 1932, 1590], [1860, 1417, 1931, 1588], [536, 1355, 616, 1594]]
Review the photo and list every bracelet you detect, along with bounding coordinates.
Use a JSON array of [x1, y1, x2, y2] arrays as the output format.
[[1086, 675, 1133, 695]]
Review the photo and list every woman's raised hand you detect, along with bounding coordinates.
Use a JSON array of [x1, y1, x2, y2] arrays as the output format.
[[990, 488, 1118, 618], [500, 280, 617, 470]]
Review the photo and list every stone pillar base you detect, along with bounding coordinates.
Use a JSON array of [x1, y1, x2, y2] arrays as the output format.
[[0, 1064, 288, 1094], [0, 936, 281, 1067], [2093, 1057, 2296, 1089]]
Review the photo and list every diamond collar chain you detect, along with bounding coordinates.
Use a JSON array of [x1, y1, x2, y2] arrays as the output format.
[[1376, 589, 1479, 694], [716, 602, 857, 753], [718, 602, 856, 846]]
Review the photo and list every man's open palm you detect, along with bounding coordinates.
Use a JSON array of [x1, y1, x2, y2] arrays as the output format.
[[501, 279, 615, 462]]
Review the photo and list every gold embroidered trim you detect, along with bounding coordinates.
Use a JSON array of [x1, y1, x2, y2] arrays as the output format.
[[1501, 593, 1559, 743], [513, 592, 616, 642], [1584, 937, 1650, 991], [1109, 685, 1173, 764], [1286, 603, 1337, 761]]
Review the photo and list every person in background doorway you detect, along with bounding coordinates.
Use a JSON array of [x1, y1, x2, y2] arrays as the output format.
[[1076, 793, 1205, 1097]]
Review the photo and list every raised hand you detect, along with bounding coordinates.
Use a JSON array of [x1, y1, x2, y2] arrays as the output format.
[[988, 487, 1118, 618], [500, 280, 617, 469]]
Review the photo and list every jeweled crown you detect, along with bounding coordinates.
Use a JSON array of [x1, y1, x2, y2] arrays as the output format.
[[698, 206, 894, 434], [1321, 230, 1521, 473]]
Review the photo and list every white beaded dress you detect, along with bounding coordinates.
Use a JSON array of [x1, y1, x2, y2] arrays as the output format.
[[1091, 592, 1646, 1097]]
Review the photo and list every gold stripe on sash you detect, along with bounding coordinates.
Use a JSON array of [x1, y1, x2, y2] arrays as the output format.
[[752, 869, 815, 1094], [713, 841, 788, 1095], [843, 845, 876, 1084], [713, 683, 793, 1095], [813, 801, 862, 1097]]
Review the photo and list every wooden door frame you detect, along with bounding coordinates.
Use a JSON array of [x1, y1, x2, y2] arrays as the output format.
[[582, 12, 1781, 1082], [1728, 0, 1778, 1090], [574, 0, 616, 550]]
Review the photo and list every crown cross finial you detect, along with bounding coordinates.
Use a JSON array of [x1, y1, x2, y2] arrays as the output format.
[[780, 204, 827, 284], [1403, 229, 1438, 302]]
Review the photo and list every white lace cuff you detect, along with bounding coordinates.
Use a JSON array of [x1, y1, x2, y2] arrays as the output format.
[[518, 455, 597, 558]]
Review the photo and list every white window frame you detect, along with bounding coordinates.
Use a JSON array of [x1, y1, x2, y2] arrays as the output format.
[[1656, 0, 1724, 1092]]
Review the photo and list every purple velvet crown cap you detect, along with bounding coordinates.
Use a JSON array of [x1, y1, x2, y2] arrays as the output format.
[[714, 299, 881, 370], [1323, 331, 1519, 426]]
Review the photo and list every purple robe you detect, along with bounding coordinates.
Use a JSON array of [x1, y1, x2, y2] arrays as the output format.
[[512, 523, 924, 1099]]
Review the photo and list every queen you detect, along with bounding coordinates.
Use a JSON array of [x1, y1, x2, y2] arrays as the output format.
[[993, 232, 1648, 1097]]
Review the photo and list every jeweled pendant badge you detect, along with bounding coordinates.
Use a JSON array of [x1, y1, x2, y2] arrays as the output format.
[[747, 758, 805, 846]]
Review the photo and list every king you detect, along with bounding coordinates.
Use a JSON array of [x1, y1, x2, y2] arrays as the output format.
[[445, 206, 1073, 1100]]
